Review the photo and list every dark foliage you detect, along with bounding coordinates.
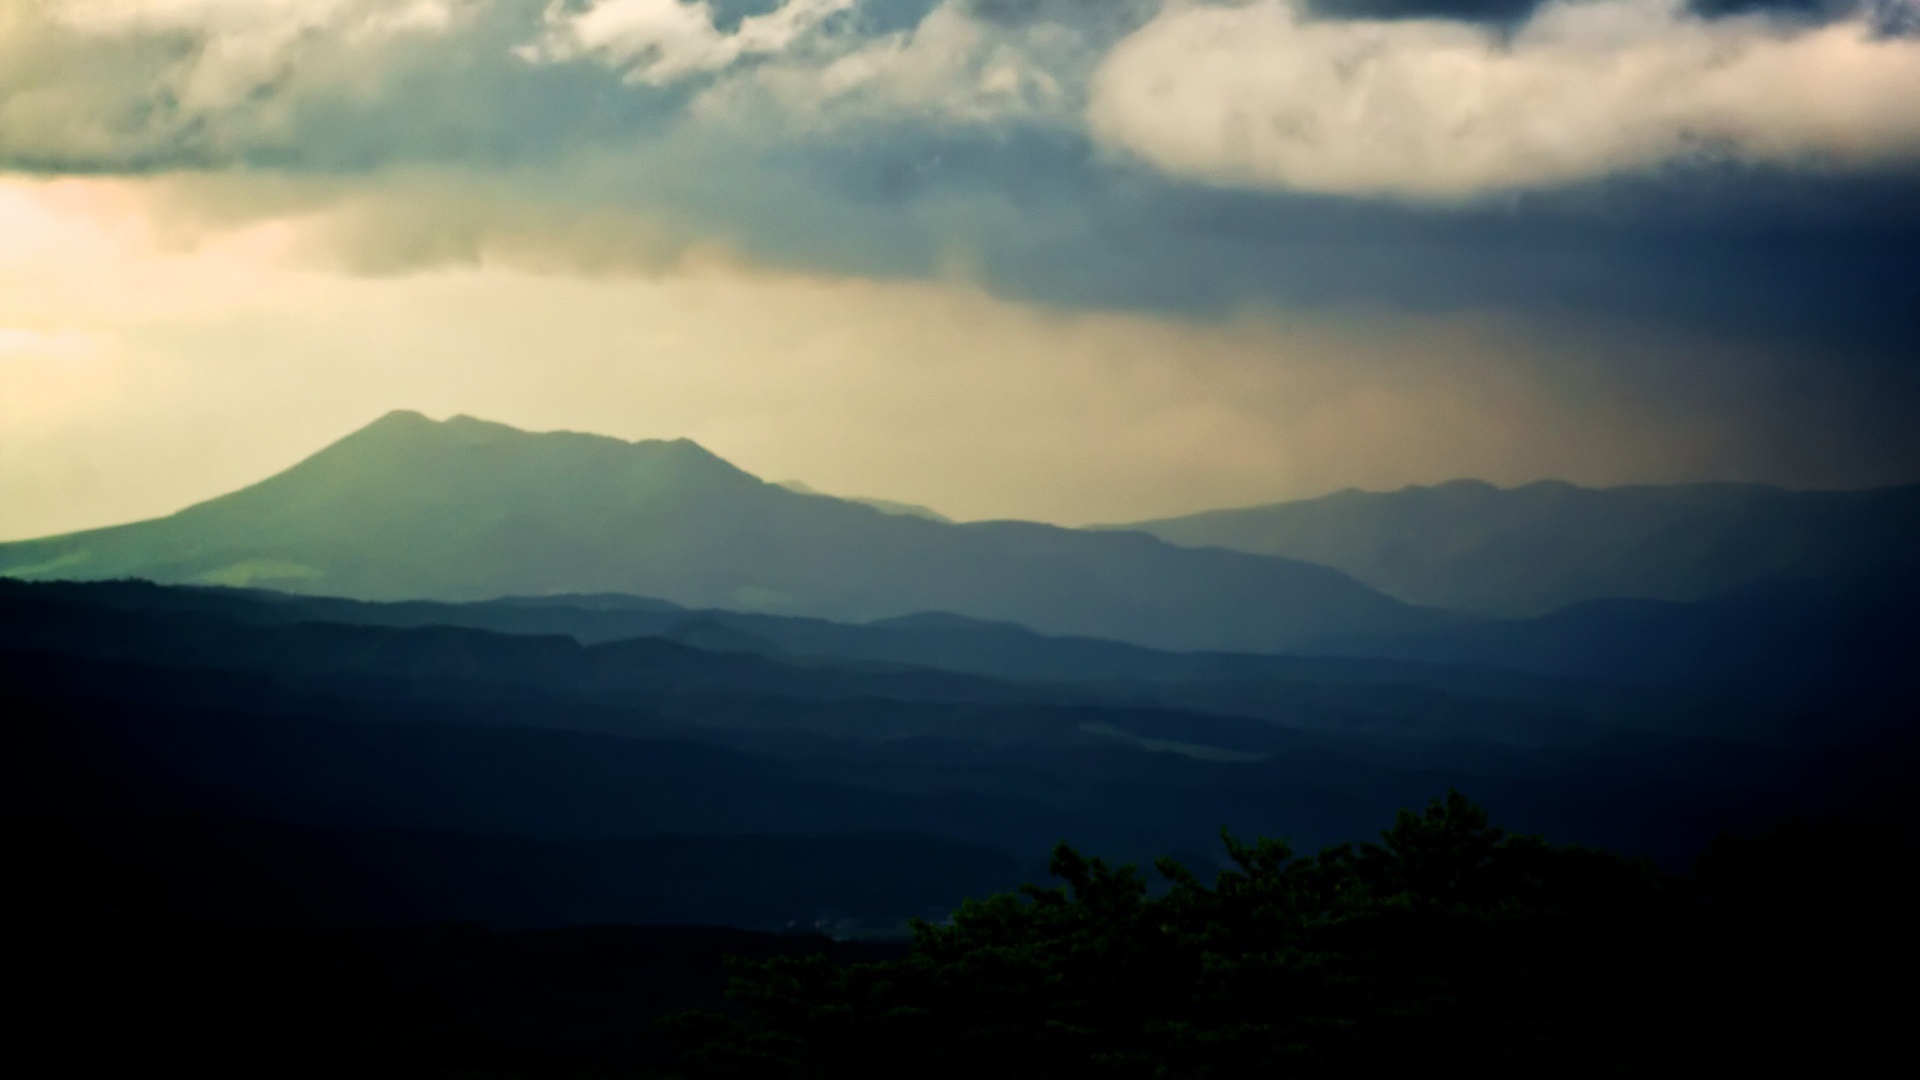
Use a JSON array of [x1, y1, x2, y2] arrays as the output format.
[[673, 794, 1915, 1078], [2, 579, 1912, 1076], [10, 919, 901, 1080]]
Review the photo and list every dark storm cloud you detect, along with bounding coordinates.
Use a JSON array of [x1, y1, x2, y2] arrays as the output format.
[[636, 123, 1920, 365], [3, 0, 1915, 363], [963, 0, 1160, 30], [1305, 0, 1910, 25], [1686, 0, 1898, 23]]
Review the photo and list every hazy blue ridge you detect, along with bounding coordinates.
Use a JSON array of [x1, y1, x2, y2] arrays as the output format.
[[0, 411, 1446, 653], [5, 576, 1836, 750], [42, 569, 1902, 720], [11, 577, 1899, 886], [1106, 478, 1920, 616]]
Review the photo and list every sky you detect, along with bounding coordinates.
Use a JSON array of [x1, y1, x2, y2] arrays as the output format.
[[2, 0, 1917, 539]]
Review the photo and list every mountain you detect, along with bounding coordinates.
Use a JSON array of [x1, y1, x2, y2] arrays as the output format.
[[27, 577, 1881, 744], [2, 577, 1768, 750], [11, 578, 1897, 886], [0, 411, 1442, 652], [1108, 479, 1920, 616], [775, 479, 952, 523]]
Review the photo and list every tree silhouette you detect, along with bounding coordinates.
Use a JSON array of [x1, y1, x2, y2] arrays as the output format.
[[669, 792, 1683, 1079]]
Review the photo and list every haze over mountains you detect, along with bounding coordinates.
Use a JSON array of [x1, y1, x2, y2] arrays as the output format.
[[0, 411, 1436, 654], [7, 412, 1913, 1073], [3, 409, 1913, 705], [1115, 479, 1920, 616], [9, 412, 1913, 648]]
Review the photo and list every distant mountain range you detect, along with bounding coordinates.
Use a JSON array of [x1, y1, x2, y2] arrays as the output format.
[[12, 578, 1902, 897], [33, 574, 1905, 713], [0, 412, 1438, 653], [5, 411, 1917, 655], [1111, 479, 1920, 616]]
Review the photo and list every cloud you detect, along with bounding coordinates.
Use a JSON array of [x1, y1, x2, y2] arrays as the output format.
[[516, 0, 1132, 130], [52, 0, 460, 108], [53, 0, 457, 40], [1, 0, 1913, 364], [0, 0, 465, 170], [681, 3, 1085, 127], [521, 0, 853, 85], [1089, 0, 1920, 198], [10, 1, 1918, 199]]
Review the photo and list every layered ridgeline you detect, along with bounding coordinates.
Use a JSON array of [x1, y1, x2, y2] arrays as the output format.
[[1112, 479, 1920, 616], [0, 412, 1437, 653]]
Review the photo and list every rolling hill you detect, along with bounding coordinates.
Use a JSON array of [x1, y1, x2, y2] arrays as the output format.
[[11, 577, 1891, 893]]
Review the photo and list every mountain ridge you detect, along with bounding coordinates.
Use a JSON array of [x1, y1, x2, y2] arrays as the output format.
[[1107, 477, 1920, 615], [0, 412, 1442, 653]]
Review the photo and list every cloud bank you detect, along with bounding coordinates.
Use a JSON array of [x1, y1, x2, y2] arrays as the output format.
[[0, 2, 1911, 361], [1090, 0, 1920, 198], [0, 2, 1915, 527], [9, 0, 1914, 195]]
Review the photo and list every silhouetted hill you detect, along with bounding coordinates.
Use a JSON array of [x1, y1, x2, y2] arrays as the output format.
[[1110, 479, 1920, 615], [10, 578, 1910, 880], [0, 411, 1442, 652], [4, 577, 1818, 749], [35, 576, 1909, 736]]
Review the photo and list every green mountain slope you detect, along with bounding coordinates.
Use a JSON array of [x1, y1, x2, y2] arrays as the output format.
[[0, 412, 1439, 652], [1109, 478, 1920, 616]]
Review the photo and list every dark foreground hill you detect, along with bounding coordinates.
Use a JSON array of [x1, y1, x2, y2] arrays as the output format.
[[0, 411, 1440, 652], [31, 576, 1906, 728], [9, 580, 1914, 1075], [9, 579, 1913, 923], [1112, 478, 1920, 615], [680, 797, 1916, 1079], [17, 802, 1913, 1079]]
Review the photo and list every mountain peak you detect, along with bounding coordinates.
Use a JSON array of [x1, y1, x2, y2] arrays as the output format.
[[335, 412, 738, 467], [355, 411, 591, 444], [0, 411, 1429, 651], [355, 408, 435, 434]]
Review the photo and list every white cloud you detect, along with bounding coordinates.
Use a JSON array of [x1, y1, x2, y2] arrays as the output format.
[[522, 0, 1095, 126], [696, 0, 1084, 124], [52, 0, 457, 41], [0, 0, 464, 171], [1088, 0, 1920, 198], [522, 0, 854, 85]]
